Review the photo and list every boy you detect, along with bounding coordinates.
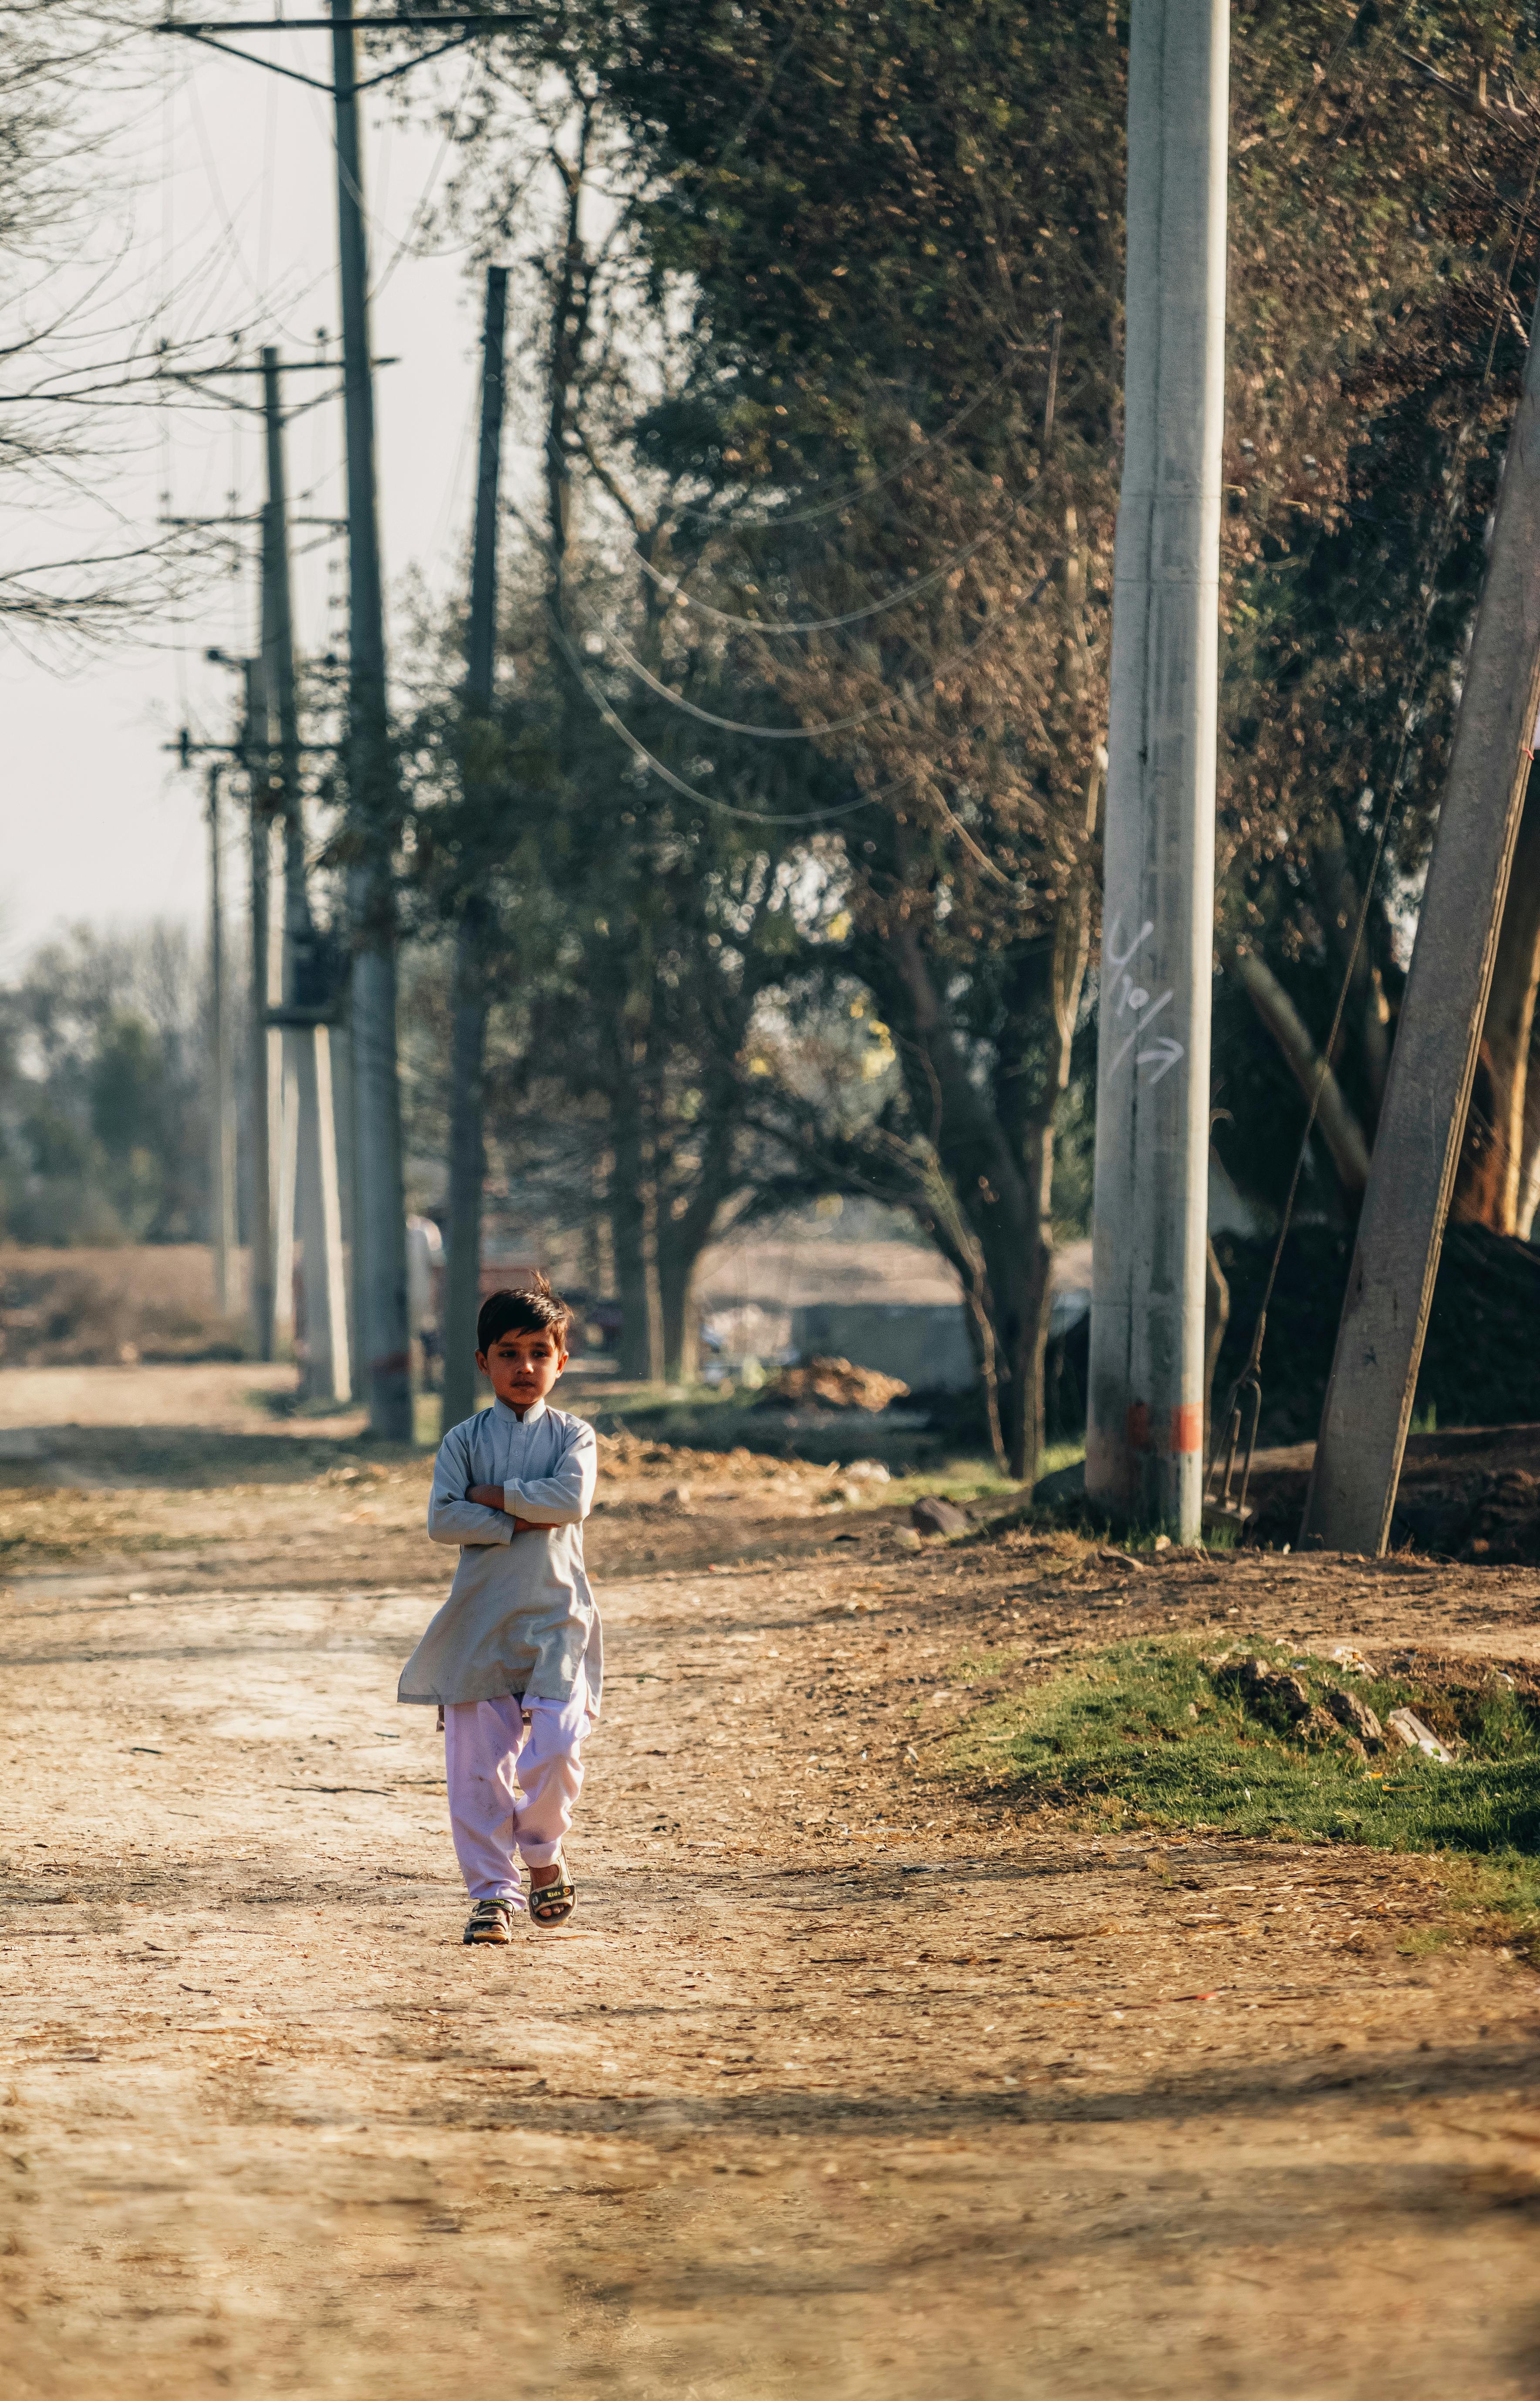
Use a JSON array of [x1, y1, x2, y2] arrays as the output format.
[[399, 1278, 601, 1944]]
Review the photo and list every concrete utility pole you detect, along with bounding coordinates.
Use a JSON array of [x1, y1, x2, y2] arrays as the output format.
[[261, 345, 353, 1407], [243, 654, 283, 1360], [442, 265, 509, 1436], [330, 0, 412, 1440], [1086, 0, 1229, 1539], [206, 765, 238, 1317], [1304, 285, 1540, 1554], [153, 9, 538, 1429]]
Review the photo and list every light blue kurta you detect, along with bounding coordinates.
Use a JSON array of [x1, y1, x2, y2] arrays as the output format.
[[397, 1397, 602, 1711]]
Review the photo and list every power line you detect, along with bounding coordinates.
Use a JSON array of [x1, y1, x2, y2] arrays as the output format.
[[547, 610, 894, 828], [584, 565, 1053, 743], [627, 494, 1028, 639]]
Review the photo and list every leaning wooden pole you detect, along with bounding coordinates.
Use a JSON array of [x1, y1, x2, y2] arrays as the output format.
[[1303, 292, 1540, 1554]]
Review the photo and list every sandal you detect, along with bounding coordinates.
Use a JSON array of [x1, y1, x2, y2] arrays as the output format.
[[528, 1859, 577, 1928], [463, 1897, 516, 1945]]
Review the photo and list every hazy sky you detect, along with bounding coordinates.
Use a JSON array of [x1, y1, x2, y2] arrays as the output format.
[[2, 24, 538, 972]]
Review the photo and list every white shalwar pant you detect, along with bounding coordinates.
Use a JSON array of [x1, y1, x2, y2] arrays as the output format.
[[443, 1684, 589, 1907]]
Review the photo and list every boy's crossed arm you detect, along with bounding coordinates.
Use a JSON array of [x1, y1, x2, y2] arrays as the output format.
[[465, 1483, 541, 1534]]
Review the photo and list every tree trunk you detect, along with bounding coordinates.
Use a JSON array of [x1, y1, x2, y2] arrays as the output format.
[[440, 904, 489, 1433], [1515, 1014, 1540, 1238], [655, 1093, 748, 1383], [611, 1091, 663, 1380], [1455, 771, 1540, 1228], [1313, 814, 1391, 1127], [1005, 1163, 1054, 1486], [1229, 946, 1372, 1197], [659, 1247, 701, 1386]]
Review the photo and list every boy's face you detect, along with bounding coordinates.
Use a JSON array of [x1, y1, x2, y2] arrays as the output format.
[[476, 1324, 568, 1415]]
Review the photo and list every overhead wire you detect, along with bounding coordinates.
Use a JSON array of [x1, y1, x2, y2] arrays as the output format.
[[582, 563, 1054, 743], [628, 486, 1030, 638], [547, 610, 901, 827], [368, 54, 479, 297], [645, 346, 1039, 537]]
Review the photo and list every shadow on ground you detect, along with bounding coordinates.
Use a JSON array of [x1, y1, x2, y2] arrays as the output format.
[[0, 1424, 412, 1490]]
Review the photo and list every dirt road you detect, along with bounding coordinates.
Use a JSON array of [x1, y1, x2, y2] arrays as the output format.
[[3, 1367, 1540, 2397]]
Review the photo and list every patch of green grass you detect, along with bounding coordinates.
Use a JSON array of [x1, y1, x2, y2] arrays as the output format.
[[953, 1639, 1540, 1948]]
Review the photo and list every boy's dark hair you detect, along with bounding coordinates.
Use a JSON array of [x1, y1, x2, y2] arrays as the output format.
[[476, 1275, 574, 1355]]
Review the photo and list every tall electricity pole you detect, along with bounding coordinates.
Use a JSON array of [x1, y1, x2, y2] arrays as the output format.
[[1085, 0, 1229, 1540], [328, 0, 412, 1439], [261, 345, 353, 1407], [206, 765, 238, 1316], [243, 653, 283, 1360], [154, 7, 539, 1438], [442, 264, 508, 1434]]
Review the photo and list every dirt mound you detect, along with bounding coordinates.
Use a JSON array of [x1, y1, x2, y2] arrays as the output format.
[[762, 1355, 910, 1413]]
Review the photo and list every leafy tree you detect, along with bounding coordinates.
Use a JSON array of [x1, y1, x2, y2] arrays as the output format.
[[0, 921, 210, 1243], [428, 0, 1540, 1462]]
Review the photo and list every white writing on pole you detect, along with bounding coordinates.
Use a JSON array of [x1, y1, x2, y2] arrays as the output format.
[[1104, 916, 1185, 1087]]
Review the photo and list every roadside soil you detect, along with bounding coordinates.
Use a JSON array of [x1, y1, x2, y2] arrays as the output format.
[[3, 1366, 1540, 2398]]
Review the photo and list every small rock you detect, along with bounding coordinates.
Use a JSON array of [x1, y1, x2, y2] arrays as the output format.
[[893, 1528, 923, 1552], [844, 1459, 891, 1484], [910, 1495, 970, 1538], [1385, 1707, 1455, 1764], [1152, 1533, 1172, 1553], [1325, 1686, 1383, 1745]]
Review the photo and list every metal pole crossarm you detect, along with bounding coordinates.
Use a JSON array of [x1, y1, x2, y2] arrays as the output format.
[[267, 1003, 342, 1028], [155, 13, 539, 94], [162, 514, 349, 528], [170, 360, 398, 375], [166, 736, 336, 757], [156, 14, 540, 30]]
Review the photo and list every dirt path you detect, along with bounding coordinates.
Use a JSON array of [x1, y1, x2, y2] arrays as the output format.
[[3, 1369, 1540, 2397]]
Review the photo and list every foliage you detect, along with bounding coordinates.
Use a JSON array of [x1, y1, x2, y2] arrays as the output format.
[[0, 921, 213, 1244], [531, 0, 1540, 1455], [406, 0, 1540, 1424]]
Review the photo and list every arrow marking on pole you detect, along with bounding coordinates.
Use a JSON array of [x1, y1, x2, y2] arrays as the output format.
[[1109, 987, 1173, 1076], [1136, 1035, 1185, 1086]]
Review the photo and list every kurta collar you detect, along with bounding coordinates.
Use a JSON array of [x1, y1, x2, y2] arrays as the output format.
[[493, 1395, 548, 1428]]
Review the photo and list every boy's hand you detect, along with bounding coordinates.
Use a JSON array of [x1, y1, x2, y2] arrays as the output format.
[[465, 1483, 541, 1536]]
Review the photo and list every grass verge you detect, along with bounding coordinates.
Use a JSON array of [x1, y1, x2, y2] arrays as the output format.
[[953, 1637, 1540, 1956]]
